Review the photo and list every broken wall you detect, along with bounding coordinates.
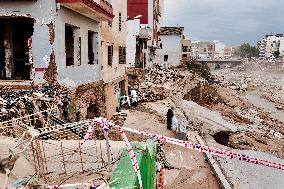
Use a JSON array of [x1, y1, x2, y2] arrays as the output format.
[[104, 76, 128, 118], [71, 80, 106, 120], [126, 67, 145, 89], [0, 0, 57, 84], [156, 34, 183, 67], [56, 7, 102, 88]]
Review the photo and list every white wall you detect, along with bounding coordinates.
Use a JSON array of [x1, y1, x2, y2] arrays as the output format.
[[0, 0, 57, 84], [56, 7, 101, 88], [265, 36, 283, 58], [214, 41, 225, 59], [156, 34, 182, 67], [279, 39, 284, 57], [126, 19, 140, 67]]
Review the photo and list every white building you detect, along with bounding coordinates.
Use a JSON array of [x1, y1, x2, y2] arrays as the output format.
[[156, 27, 184, 67], [213, 40, 225, 59], [279, 39, 284, 57], [258, 34, 283, 59], [265, 34, 283, 58]]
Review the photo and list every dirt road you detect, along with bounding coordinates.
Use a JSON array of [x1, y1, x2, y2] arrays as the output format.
[[123, 108, 220, 189]]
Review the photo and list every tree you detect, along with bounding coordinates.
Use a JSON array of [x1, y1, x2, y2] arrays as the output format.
[[273, 50, 280, 58], [235, 43, 260, 58]]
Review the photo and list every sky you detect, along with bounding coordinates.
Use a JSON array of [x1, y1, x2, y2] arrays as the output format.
[[164, 0, 284, 46]]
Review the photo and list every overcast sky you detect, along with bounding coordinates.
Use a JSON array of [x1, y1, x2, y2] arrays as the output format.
[[164, 0, 284, 46]]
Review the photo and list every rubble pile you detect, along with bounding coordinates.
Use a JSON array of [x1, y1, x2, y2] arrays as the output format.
[[144, 65, 186, 85], [0, 85, 70, 123], [136, 65, 187, 102]]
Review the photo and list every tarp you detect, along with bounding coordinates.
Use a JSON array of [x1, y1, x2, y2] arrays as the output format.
[[109, 140, 156, 189]]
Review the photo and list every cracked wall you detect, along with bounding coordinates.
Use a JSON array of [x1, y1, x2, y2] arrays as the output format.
[[0, 0, 57, 84]]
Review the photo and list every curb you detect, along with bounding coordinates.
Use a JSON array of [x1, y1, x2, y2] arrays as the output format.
[[194, 134, 232, 189]]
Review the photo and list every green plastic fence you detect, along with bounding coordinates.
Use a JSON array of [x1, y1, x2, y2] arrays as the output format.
[[109, 140, 157, 189]]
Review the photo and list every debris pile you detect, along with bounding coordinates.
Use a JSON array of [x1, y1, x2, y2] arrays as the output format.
[[144, 65, 186, 85], [134, 65, 187, 103], [0, 85, 70, 123]]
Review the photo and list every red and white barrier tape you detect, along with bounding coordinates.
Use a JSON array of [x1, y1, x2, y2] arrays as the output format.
[[86, 117, 284, 171], [119, 127, 143, 189]]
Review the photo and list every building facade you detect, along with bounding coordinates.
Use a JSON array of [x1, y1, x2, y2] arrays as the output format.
[[127, 0, 164, 67], [0, 0, 129, 119], [101, 0, 128, 118], [156, 27, 184, 67], [182, 39, 192, 61], [0, 0, 114, 86], [258, 34, 284, 59]]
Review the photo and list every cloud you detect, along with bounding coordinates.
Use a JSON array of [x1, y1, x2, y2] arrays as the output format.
[[164, 0, 284, 45]]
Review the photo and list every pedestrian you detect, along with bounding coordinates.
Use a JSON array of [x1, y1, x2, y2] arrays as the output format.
[[171, 112, 178, 133], [130, 88, 138, 107], [166, 108, 173, 130]]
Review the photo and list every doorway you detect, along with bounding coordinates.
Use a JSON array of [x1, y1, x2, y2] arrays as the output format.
[[0, 17, 34, 80]]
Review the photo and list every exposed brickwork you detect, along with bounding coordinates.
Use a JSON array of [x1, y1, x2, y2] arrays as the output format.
[[126, 68, 145, 89], [72, 80, 106, 120]]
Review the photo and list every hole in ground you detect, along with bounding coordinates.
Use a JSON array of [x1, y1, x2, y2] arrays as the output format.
[[213, 131, 232, 147]]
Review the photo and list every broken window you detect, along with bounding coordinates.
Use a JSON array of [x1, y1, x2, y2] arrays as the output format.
[[108, 45, 113, 66], [119, 12, 122, 31], [164, 55, 168, 61], [0, 17, 34, 80], [65, 24, 81, 66], [88, 31, 99, 65], [65, 25, 74, 66], [119, 46, 126, 64]]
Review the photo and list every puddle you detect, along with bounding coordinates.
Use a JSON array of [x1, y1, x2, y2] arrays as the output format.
[[244, 91, 284, 123]]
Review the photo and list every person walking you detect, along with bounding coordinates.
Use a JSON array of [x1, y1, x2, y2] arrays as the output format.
[[166, 109, 174, 130]]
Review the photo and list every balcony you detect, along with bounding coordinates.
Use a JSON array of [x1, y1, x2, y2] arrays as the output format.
[[57, 0, 114, 22]]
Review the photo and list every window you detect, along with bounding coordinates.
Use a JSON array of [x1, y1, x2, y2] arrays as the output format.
[[65, 25, 74, 66], [65, 24, 81, 66], [164, 55, 168, 61], [108, 45, 113, 66], [119, 12, 122, 31], [119, 46, 126, 64], [88, 31, 94, 65]]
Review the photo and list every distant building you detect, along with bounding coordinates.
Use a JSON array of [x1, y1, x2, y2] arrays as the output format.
[[156, 27, 184, 67], [182, 39, 192, 61], [280, 39, 284, 57], [258, 34, 284, 59], [191, 41, 211, 60], [213, 40, 225, 59]]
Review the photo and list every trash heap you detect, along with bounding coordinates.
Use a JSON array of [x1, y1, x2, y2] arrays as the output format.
[[0, 85, 70, 123]]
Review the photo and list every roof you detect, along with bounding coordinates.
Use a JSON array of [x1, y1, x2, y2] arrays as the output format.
[[158, 27, 184, 35]]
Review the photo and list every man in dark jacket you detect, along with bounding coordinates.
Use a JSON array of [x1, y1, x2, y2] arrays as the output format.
[[166, 109, 174, 130]]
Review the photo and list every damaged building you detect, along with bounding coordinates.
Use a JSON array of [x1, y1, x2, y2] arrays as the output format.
[[156, 27, 184, 67], [0, 0, 128, 119], [127, 0, 165, 68], [101, 0, 128, 118]]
